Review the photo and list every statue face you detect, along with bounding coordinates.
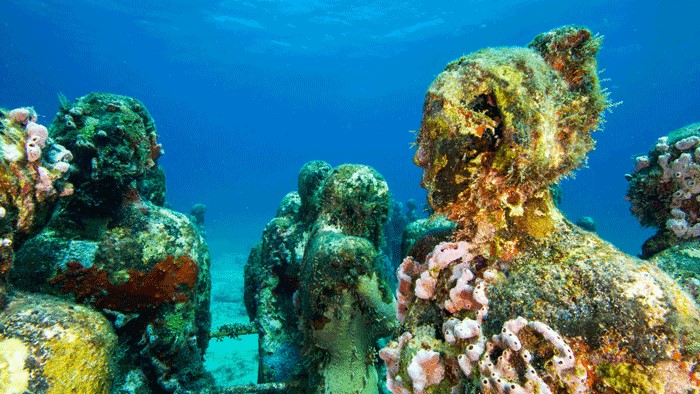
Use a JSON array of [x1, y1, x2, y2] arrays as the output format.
[[414, 89, 505, 211], [414, 44, 602, 216]]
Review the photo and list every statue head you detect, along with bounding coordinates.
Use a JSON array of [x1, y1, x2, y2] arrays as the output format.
[[320, 164, 390, 246], [414, 26, 606, 241]]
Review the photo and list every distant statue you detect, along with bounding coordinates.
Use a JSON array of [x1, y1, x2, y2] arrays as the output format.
[[244, 160, 332, 388]]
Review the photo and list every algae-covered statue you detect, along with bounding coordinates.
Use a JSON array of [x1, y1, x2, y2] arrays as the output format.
[[244, 160, 332, 386], [381, 25, 700, 393], [9, 93, 213, 393], [299, 164, 397, 393], [246, 162, 397, 393]]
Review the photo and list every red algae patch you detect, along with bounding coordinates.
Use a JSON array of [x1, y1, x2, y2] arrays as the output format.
[[50, 255, 198, 312]]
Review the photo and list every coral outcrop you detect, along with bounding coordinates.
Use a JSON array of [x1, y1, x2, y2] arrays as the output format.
[[298, 164, 396, 393], [0, 107, 73, 307], [9, 93, 212, 393], [626, 122, 700, 304], [383, 25, 700, 393]]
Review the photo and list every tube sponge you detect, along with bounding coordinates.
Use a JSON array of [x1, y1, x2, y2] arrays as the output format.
[[407, 349, 445, 394]]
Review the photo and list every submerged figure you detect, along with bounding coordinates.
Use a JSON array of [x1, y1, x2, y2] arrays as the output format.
[[400, 214, 455, 261], [298, 164, 396, 394], [9, 93, 213, 393], [382, 26, 700, 393], [244, 160, 332, 387]]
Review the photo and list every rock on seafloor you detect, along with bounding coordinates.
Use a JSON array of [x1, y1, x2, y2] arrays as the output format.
[[0, 292, 116, 394]]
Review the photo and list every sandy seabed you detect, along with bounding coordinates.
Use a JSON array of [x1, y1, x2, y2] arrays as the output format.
[[204, 253, 259, 387]]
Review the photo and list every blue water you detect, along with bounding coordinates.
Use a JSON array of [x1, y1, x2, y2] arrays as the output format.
[[2, 0, 699, 257]]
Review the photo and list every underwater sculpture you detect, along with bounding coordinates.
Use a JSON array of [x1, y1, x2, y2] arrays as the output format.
[[574, 216, 596, 232], [190, 202, 208, 236], [244, 160, 332, 387], [9, 93, 213, 393], [381, 25, 700, 393], [626, 122, 700, 303], [245, 161, 397, 393], [0, 107, 116, 393], [298, 164, 396, 393]]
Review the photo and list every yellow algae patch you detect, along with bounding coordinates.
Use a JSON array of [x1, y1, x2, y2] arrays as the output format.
[[0, 338, 30, 394], [597, 362, 664, 394], [512, 195, 555, 239], [1, 294, 116, 394], [42, 318, 115, 394]]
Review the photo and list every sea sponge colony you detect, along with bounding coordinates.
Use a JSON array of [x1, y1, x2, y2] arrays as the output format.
[[0, 107, 73, 238], [626, 122, 700, 305], [384, 25, 700, 393], [626, 122, 700, 257], [0, 107, 73, 307], [385, 242, 588, 393]]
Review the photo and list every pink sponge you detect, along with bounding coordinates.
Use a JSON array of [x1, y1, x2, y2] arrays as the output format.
[[407, 349, 445, 393], [26, 121, 48, 148]]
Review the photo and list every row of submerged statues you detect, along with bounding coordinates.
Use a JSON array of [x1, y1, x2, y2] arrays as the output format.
[[244, 25, 700, 394], [1, 24, 699, 393]]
